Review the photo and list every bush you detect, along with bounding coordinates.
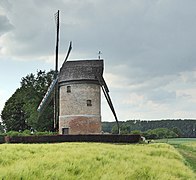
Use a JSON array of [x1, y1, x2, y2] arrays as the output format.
[[22, 130, 31, 136], [5, 130, 56, 137], [143, 128, 178, 139], [0, 135, 5, 143], [34, 131, 55, 136], [6, 131, 21, 137]]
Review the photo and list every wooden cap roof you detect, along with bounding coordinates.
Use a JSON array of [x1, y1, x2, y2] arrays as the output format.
[[58, 59, 104, 84]]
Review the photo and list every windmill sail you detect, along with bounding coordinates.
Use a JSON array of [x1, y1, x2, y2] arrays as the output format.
[[61, 41, 72, 68], [54, 10, 60, 129], [37, 42, 72, 109], [96, 75, 120, 134], [37, 77, 58, 112], [64, 41, 72, 62], [37, 11, 75, 131]]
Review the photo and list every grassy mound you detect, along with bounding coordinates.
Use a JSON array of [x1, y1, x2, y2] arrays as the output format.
[[0, 143, 195, 179]]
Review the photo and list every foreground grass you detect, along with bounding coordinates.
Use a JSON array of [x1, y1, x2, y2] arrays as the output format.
[[165, 138, 196, 173], [174, 142, 196, 173], [0, 143, 195, 180]]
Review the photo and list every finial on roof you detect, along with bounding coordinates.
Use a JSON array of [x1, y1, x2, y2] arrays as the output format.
[[98, 51, 102, 59]]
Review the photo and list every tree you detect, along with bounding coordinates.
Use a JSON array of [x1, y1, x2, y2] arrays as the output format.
[[0, 122, 5, 133], [143, 128, 178, 139], [102, 120, 196, 137], [121, 124, 131, 134], [1, 70, 55, 132], [1, 88, 27, 131], [172, 127, 182, 137], [111, 125, 119, 134]]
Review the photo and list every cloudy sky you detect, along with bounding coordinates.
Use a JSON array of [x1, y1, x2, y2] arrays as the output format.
[[0, 0, 196, 121]]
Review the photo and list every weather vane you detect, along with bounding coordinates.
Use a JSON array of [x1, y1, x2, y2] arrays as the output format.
[[98, 51, 102, 59]]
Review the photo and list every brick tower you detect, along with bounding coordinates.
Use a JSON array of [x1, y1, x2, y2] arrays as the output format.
[[58, 60, 103, 134]]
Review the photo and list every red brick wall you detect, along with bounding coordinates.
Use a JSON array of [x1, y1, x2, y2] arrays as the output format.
[[59, 116, 101, 134]]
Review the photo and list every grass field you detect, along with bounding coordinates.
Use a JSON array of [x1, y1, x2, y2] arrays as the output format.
[[174, 142, 196, 173], [155, 138, 196, 174], [156, 138, 196, 145], [169, 138, 196, 144], [167, 138, 196, 173], [0, 142, 195, 180]]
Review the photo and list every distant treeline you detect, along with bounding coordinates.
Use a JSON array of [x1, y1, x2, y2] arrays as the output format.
[[102, 119, 196, 138]]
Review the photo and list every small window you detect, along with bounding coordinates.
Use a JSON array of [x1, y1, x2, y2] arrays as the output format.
[[62, 128, 69, 135], [87, 100, 92, 106], [67, 86, 71, 93]]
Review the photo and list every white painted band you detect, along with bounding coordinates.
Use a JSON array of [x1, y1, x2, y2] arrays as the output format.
[[59, 114, 101, 118]]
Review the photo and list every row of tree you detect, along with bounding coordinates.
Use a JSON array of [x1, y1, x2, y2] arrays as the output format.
[[0, 70, 54, 133], [102, 119, 196, 137], [131, 128, 178, 139]]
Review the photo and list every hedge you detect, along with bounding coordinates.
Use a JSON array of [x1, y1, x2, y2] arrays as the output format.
[[4, 134, 141, 144]]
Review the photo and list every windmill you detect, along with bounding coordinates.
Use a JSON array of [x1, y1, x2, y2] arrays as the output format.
[[37, 11, 120, 134], [57, 59, 120, 135]]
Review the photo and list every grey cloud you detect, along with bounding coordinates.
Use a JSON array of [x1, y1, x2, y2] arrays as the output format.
[[146, 89, 176, 104], [0, 0, 12, 11], [2, 0, 196, 74], [1, 0, 196, 120], [0, 15, 14, 35]]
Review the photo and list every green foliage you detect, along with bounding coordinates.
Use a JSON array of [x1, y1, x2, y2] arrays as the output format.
[[34, 131, 55, 136], [131, 130, 142, 134], [172, 127, 183, 137], [112, 124, 178, 139], [111, 124, 118, 134], [1, 88, 27, 131], [0, 143, 195, 179], [1, 70, 54, 132], [111, 123, 130, 134], [144, 128, 178, 139], [120, 123, 130, 134], [102, 119, 196, 138], [22, 130, 31, 136], [5, 130, 56, 136], [102, 121, 116, 133], [0, 135, 5, 143], [6, 131, 22, 137], [0, 122, 5, 133]]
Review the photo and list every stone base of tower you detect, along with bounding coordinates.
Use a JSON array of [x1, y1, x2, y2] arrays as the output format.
[[59, 115, 101, 135]]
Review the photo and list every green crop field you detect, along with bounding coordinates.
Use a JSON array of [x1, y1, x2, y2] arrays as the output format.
[[174, 142, 196, 173], [0, 142, 195, 180], [166, 138, 196, 173], [169, 138, 196, 144], [155, 138, 196, 174]]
